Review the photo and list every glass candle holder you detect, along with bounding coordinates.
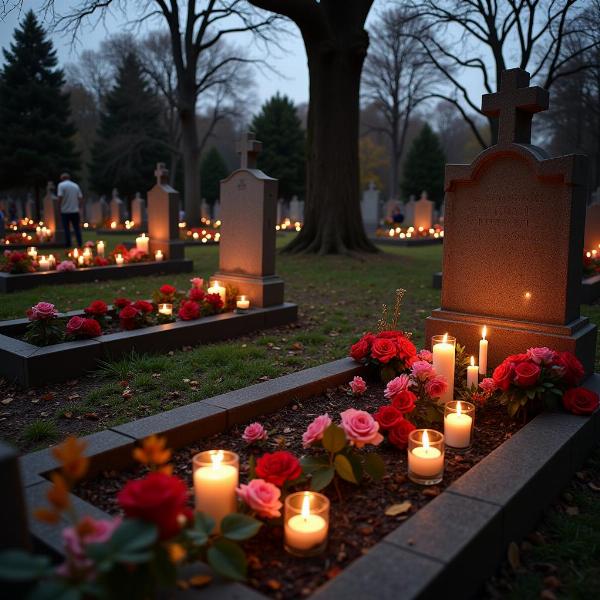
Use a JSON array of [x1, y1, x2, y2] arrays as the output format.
[[236, 295, 250, 312], [193, 450, 239, 532], [432, 334, 456, 404], [444, 401, 475, 450], [284, 491, 329, 557], [408, 429, 445, 485], [158, 303, 173, 317]]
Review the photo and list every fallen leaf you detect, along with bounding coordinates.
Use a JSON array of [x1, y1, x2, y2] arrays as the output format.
[[39, 411, 49, 417], [1, 398, 13, 405], [84, 413, 99, 420], [291, 342, 304, 350], [507, 541, 521, 571], [266, 579, 281, 590], [259, 376, 270, 381], [385, 501, 412, 516], [188, 575, 212, 588], [122, 389, 133, 399], [588, 481, 600, 492], [326, 566, 342, 580], [30, 399, 39, 404], [41, 393, 54, 401], [68, 394, 81, 401], [62, 412, 73, 419]]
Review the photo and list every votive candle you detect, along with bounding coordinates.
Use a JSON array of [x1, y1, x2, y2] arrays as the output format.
[[27, 246, 37, 260], [158, 303, 172, 316], [236, 295, 250, 311], [444, 401, 475, 449], [408, 429, 444, 485], [155, 250, 164, 262], [38, 256, 50, 271], [77, 255, 85, 266], [479, 326, 488, 375], [136, 233, 149, 254], [115, 253, 124, 266], [48, 254, 56, 268], [432, 334, 455, 404], [208, 280, 226, 305], [284, 491, 329, 557], [97, 240, 105, 257], [467, 356, 479, 388]]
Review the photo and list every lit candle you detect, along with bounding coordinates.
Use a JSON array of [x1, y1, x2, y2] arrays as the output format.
[[155, 250, 164, 262], [115, 253, 124, 265], [236, 295, 250, 311], [27, 246, 37, 260], [193, 450, 239, 531], [208, 280, 226, 304], [110, 221, 117, 229], [284, 492, 329, 556], [432, 334, 455, 404], [83, 247, 92, 265], [48, 254, 56, 268], [38, 256, 49, 271], [467, 356, 478, 388], [73, 248, 79, 260], [77, 255, 85, 266], [136, 233, 149, 254], [408, 429, 444, 484], [97, 240, 105, 257], [479, 326, 488, 375], [158, 303, 172, 316]]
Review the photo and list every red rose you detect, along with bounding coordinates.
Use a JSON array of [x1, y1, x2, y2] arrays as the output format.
[[371, 338, 397, 364], [492, 361, 514, 391], [513, 361, 541, 388], [506, 353, 530, 365], [66, 316, 85, 335], [396, 336, 417, 361], [562, 387, 599, 415], [350, 337, 371, 361], [189, 287, 205, 302], [255, 451, 301, 487], [114, 297, 131, 309], [82, 318, 102, 337], [94, 257, 109, 266], [119, 305, 140, 330], [205, 293, 224, 310], [391, 389, 417, 413], [133, 300, 154, 314], [160, 284, 176, 296], [388, 419, 416, 449], [84, 300, 108, 317], [178, 300, 200, 321], [557, 351, 584, 387], [117, 472, 192, 540], [377, 330, 403, 339], [374, 405, 404, 430]]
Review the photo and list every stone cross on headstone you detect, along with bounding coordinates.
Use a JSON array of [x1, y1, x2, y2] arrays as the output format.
[[236, 132, 262, 169], [426, 68, 596, 375], [155, 162, 169, 185], [482, 68, 549, 145]]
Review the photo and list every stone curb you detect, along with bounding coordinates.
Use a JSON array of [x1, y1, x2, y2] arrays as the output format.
[[371, 237, 443, 247], [0, 259, 193, 293], [0, 303, 298, 387], [18, 363, 600, 599]]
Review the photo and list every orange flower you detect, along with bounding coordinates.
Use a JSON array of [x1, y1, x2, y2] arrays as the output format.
[[167, 543, 187, 563], [33, 507, 60, 524], [52, 436, 89, 481], [34, 472, 71, 524], [133, 435, 172, 470]]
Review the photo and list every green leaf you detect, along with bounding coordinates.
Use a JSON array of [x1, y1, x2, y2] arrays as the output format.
[[150, 545, 178, 587], [221, 514, 262, 541], [363, 453, 386, 481], [29, 579, 81, 600], [300, 454, 330, 474], [322, 424, 346, 454], [195, 512, 216, 536], [0, 550, 52, 581], [334, 454, 358, 484], [507, 400, 520, 418], [207, 539, 247, 581], [346, 452, 363, 482], [309, 466, 335, 491]]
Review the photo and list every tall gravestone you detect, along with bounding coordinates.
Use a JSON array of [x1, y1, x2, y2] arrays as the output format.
[[25, 194, 35, 220], [147, 163, 184, 260], [584, 202, 600, 251], [110, 188, 124, 223], [404, 196, 416, 225], [362, 182, 380, 232], [289, 196, 303, 222], [201, 199, 210, 220], [414, 190, 434, 230], [131, 192, 147, 228], [426, 68, 597, 374], [213, 132, 284, 307], [42, 181, 65, 244]]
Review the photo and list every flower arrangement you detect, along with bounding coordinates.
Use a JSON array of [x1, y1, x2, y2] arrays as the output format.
[[0, 250, 36, 274], [23, 302, 64, 346]]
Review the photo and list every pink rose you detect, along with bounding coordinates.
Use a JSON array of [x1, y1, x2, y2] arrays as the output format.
[[242, 422, 268, 444], [417, 349, 433, 362], [66, 315, 85, 334], [27, 301, 58, 321], [424, 375, 448, 399], [302, 413, 332, 448], [236, 479, 282, 519], [56, 260, 76, 272], [340, 408, 383, 448], [384, 375, 411, 400], [411, 360, 435, 381], [190, 277, 204, 289], [349, 376, 367, 395], [479, 378, 497, 393], [526, 347, 556, 365]]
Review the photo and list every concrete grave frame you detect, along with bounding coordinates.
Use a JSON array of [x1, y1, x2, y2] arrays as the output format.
[[0, 303, 297, 386], [0, 259, 193, 293], [18, 357, 600, 599]]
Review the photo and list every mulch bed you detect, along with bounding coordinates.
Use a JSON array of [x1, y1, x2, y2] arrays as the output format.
[[75, 382, 522, 599]]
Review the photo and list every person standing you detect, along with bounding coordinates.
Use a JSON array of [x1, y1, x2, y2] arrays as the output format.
[[57, 172, 83, 248]]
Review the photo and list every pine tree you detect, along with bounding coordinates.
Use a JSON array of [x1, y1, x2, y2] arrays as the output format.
[[200, 147, 228, 205], [0, 10, 79, 213], [89, 52, 168, 200], [400, 124, 446, 206], [251, 93, 305, 200]]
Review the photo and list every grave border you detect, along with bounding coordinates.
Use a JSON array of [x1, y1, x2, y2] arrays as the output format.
[[17, 357, 600, 599]]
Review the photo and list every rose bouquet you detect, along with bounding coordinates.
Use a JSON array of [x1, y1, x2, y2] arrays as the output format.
[[66, 316, 102, 339], [1, 250, 36, 274]]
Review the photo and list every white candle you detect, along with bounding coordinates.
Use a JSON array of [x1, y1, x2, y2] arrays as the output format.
[[444, 402, 473, 448], [110, 221, 117, 229], [285, 494, 328, 551], [136, 233, 149, 254], [208, 280, 226, 304], [158, 303, 172, 316], [479, 326, 488, 375], [432, 333, 455, 404], [155, 250, 164, 262], [48, 254, 56, 268], [408, 431, 444, 477], [38, 256, 49, 271], [97, 241, 105, 257], [194, 450, 238, 531], [467, 356, 479, 388], [77, 255, 85, 266], [27, 247, 37, 260], [236, 295, 250, 310], [115, 254, 124, 266]]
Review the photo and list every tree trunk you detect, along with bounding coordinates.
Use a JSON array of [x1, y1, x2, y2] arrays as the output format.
[[179, 101, 201, 226], [284, 25, 377, 254]]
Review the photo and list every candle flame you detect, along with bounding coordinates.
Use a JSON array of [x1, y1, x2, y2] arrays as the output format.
[[482, 326, 487, 340], [470, 356, 475, 367], [457, 401, 462, 416], [301, 492, 311, 519], [422, 430, 430, 451], [210, 450, 224, 469], [442, 333, 448, 343]]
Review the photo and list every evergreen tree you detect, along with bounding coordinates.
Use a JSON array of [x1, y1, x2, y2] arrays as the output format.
[[0, 10, 79, 213], [89, 52, 168, 200], [400, 124, 446, 206], [200, 147, 228, 205], [251, 93, 305, 199]]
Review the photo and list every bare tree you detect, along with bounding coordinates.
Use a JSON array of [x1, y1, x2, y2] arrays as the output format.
[[411, 0, 599, 148], [362, 8, 437, 202]]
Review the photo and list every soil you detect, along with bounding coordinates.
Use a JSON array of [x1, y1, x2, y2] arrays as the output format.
[[75, 382, 522, 599]]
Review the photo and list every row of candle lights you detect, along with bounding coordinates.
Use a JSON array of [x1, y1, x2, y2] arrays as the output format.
[[384, 225, 444, 239], [156, 294, 250, 317]]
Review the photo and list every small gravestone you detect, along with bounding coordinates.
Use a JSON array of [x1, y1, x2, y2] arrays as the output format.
[[147, 163, 184, 260], [25, 194, 35, 220], [426, 68, 596, 374], [362, 182, 380, 232], [88, 200, 102, 226], [414, 190, 434, 230], [42, 181, 64, 244], [289, 196, 303, 222], [403, 195, 416, 226], [213, 132, 284, 307], [201, 199, 210, 220], [131, 192, 146, 228], [584, 202, 600, 252], [110, 188, 124, 224]]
